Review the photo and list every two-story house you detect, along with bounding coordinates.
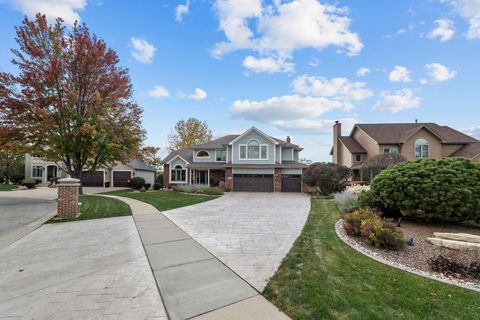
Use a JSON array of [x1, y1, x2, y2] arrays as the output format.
[[162, 127, 308, 192], [331, 121, 480, 181]]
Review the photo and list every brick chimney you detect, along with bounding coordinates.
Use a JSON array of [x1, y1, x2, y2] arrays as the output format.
[[333, 121, 342, 164], [286, 136, 291, 143]]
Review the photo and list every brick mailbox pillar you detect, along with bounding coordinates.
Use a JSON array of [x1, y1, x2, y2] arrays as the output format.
[[226, 168, 233, 191], [274, 168, 282, 192], [57, 178, 80, 219]]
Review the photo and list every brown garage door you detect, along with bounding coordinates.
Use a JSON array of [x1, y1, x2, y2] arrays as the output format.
[[281, 174, 302, 192], [233, 174, 273, 192], [82, 171, 104, 187], [113, 171, 132, 187]]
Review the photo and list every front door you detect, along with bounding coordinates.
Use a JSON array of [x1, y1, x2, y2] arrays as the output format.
[[196, 170, 208, 185], [46, 166, 57, 181]]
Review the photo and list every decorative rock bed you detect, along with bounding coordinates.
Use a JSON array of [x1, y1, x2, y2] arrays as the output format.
[[335, 219, 480, 292]]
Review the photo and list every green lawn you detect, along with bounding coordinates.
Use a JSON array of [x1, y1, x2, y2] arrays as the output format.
[[0, 184, 17, 191], [48, 195, 131, 223], [263, 197, 480, 320], [100, 189, 219, 211]]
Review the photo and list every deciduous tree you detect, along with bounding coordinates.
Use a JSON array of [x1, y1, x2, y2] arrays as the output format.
[[167, 118, 212, 151], [0, 14, 145, 191], [140, 146, 161, 171]]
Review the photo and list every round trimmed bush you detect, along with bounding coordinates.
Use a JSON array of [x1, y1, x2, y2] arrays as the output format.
[[365, 158, 480, 222], [22, 178, 37, 189], [129, 176, 145, 190]]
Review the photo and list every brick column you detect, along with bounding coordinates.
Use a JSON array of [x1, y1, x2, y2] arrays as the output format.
[[57, 178, 80, 219], [226, 167, 233, 191], [274, 168, 282, 192], [301, 168, 308, 193], [163, 164, 170, 189]]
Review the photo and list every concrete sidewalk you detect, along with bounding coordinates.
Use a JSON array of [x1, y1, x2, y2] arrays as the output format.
[[102, 194, 290, 320]]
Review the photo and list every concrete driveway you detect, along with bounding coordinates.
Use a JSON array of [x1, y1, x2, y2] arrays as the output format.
[[163, 192, 310, 291]]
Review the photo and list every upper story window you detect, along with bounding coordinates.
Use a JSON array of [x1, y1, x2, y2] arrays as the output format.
[[171, 165, 186, 182], [32, 165, 43, 178], [415, 139, 429, 158], [354, 154, 362, 162], [383, 147, 399, 154], [215, 149, 226, 162], [239, 140, 268, 160], [196, 150, 210, 158]]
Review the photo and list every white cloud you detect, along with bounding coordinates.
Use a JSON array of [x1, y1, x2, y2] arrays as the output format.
[[175, 0, 190, 22], [373, 89, 422, 113], [130, 37, 156, 64], [148, 85, 170, 98], [420, 78, 429, 85], [426, 63, 457, 81], [356, 67, 371, 77], [212, 0, 362, 72], [308, 58, 319, 67], [445, 0, 480, 39], [388, 65, 412, 82], [6, 0, 86, 25], [270, 118, 358, 134], [180, 88, 208, 101], [461, 125, 480, 138], [292, 75, 373, 101], [243, 55, 294, 73], [428, 19, 455, 42]]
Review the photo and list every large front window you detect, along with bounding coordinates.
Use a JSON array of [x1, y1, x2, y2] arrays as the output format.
[[240, 140, 268, 160], [415, 139, 429, 158], [383, 146, 398, 154], [215, 149, 226, 161], [171, 165, 186, 182], [32, 165, 43, 178]]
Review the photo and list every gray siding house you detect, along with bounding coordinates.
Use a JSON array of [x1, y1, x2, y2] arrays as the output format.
[[162, 127, 308, 192]]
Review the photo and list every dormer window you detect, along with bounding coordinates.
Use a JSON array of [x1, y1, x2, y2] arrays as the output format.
[[239, 139, 268, 160], [415, 139, 429, 158], [196, 150, 210, 158]]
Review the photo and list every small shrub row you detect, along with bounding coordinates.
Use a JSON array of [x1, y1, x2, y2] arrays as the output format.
[[428, 254, 480, 280], [21, 178, 39, 189], [343, 208, 404, 250], [175, 184, 224, 195]]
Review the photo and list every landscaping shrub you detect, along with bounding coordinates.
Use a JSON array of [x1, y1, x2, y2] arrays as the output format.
[[156, 173, 163, 185], [153, 182, 161, 190], [129, 177, 145, 190], [175, 184, 224, 195], [368, 225, 405, 250], [145, 183, 151, 190], [429, 254, 480, 280], [365, 158, 480, 222], [10, 174, 24, 184], [21, 178, 37, 189], [34, 178, 42, 184], [334, 192, 359, 213], [343, 208, 380, 237], [360, 153, 406, 183], [303, 162, 351, 195]]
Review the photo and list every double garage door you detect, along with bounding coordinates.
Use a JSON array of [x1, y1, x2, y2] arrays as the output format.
[[233, 174, 302, 192], [81, 170, 132, 187]]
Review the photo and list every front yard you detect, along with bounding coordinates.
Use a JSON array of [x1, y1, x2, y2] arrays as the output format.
[[0, 184, 17, 191], [100, 189, 219, 211], [264, 197, 480, 319]]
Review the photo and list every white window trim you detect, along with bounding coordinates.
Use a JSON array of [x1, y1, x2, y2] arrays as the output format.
[[196, 150, 210, 158], [215, 149, 227, 162], [383, 146, 399, 154], [238, 139, 269, 160], [170, 164, 188, 183], [354, 154, 363, 162], [414, 139, 429, 158], [167, 155, 190, 165], [32, 165, 43, 178]]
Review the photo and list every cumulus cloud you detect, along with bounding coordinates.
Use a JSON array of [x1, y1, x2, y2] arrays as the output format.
[[426, 63, 457, 81], [388, 65, 412, 82], [373, 89, 422, 113], [445, 0, 480, 39], [292, 75, 373, 101], [461, 125, 480, 138], [428, 19, 455, 42], [130, 37, 156, 64], [356, 67, 371, 77], [6, 0, 86, 25], [212, 0, 362, 73], [175, 0, 190, 22], [180, 88, 208, 101], [148, 85, 170, 98], [243, 55, 294, 73]]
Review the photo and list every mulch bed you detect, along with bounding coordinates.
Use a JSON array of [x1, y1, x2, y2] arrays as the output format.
[[340, 220, 480, 290]]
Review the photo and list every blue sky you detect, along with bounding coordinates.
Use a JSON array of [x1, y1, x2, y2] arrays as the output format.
[[1, 0, 479, 161]]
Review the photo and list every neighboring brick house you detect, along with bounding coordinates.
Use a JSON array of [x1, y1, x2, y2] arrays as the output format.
[[331, 121, 480, 181], [24, 154, 156, 187], [162, 127, 308, 192]]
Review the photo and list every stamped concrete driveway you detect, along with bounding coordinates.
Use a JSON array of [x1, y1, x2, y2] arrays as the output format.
[[163, 192, 310, 291]]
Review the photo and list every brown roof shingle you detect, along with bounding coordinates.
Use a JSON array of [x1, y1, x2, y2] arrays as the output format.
[[451, 142, 480, 159], [339, 136, 367, 153]]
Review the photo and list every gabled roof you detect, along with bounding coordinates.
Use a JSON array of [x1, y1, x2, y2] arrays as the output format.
[[228, 127, 279, 145], [162, 148, 193, 164], [192, 135, 240, 149], [128, 159, 156, 172], [339, 136, 367, 154], [354, 123, 478, 144], [451, 142, 480, 159]]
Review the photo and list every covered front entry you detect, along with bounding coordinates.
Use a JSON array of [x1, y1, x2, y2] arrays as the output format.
[[82, 171, 104, 187], [233, 174, 274, 192], [46, 165, 57, 182], [281, 174, 302, 192], [113, 171, 132, 187]]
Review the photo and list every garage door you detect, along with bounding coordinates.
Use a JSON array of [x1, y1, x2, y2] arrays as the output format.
[[113, 171, 132, 187], [281, 174, 302, 192], [233, 174, 273, 192], [82, 171, 104, 187]]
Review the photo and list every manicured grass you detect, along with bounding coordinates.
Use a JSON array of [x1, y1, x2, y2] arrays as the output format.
[[263, 197, 480, 320], [48, 195, 131, 223], [100, 189, 219, 211], [0, 184, 17, 191]]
